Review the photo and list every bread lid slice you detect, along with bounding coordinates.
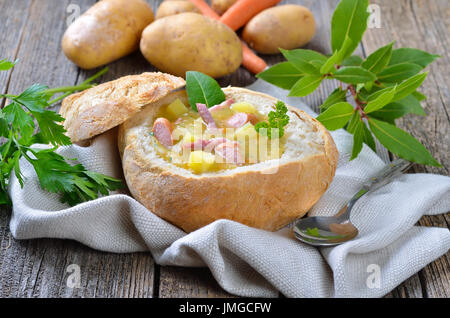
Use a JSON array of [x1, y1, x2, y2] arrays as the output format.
[[59, 72, 185, 143]]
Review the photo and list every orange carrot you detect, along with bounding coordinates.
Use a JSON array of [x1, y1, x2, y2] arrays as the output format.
[[241, 41, 267, 74], [220, 0, 282, 31], [188, 0, 221, 19], [188, 0, 267, 74]]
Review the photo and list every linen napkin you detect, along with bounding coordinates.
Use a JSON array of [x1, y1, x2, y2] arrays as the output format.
[[8, 80, 450, 298]]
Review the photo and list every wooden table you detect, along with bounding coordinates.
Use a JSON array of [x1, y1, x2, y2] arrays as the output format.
[[0, 0, 448, 298]]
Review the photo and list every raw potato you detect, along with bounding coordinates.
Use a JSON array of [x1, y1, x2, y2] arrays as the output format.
[[242, 5, 316, 54], [140, 13, 242, 78], [62, 0, 154, 69], [156, 1, 199, 19], [211, 0, 238, 15]]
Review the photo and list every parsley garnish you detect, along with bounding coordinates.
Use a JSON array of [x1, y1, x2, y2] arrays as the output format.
[[254, 101, 289, 138], [0, 61, 122, 206]]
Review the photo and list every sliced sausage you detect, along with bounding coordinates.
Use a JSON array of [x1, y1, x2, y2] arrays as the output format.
[[215, 141, 243, 165], [183, 137, 229, 152], [226, 113, 251, 128], [182, 139, 210, 151], [196, 103, 217, 129], [152, 117, 173, 147], [204, 137, 229, 152], [209, 99, 234, 113]]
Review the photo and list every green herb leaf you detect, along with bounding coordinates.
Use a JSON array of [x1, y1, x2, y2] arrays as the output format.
[[0, 59, 17, 71], [320, 51, 340, 74], [364, 86, 396, 113], [364, 81, 374, 92], [391, 72, 427, 102], [341, 55, 363, 66], [254, 101, 289, 139], [0, 60, 121, 206], [322, 36, 355, 74], [280, 49, 326, 75], [369, 95, 426, 121], [185, 71, 225, 111], [256, 0, 439, 164], [27, 148, 123, 206], [362, 42, 394, 74], [33, 110, 71, 146], [350, 119, 364, 160], [256, 62, 304, 90], [15, 84, 50, 112], [2, 102, 35, 140], [333, 66, 376, 84], [412, 90, 427, 101], [331, 0, 370, 58], [389, 48, 440, 68], [0, 117, 9, 138], [320, 88, 348, 111], [316, 102, 354, 131], [368, 118, 440, 166], [362, 123, 377, 152], [393, 94, 426, 116], [377, 63, 422, 83], [346, 110, 360, 133], [365, 86, 393, 102], [289, 75, 323, 97]]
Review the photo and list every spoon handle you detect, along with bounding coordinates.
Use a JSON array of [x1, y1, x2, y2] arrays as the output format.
[[362, 159, 413, 193], [341, 159, 413, 219]]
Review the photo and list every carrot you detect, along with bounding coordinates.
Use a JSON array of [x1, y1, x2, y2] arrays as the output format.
[[188, 0, 267, 74], [219, 0, 282, 31], [187, 0, 221, 19], [241, 41, 267, 74]]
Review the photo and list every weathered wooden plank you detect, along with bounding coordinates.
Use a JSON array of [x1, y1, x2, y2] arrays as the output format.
[[5, 0, 84, 97], [0, 0, 155, 298], [385, 274, 424, 298], [363, 0, 449, 299], [417, 216, 450, 298], [159, 266, 235, 298], [0, 0, 32, 96]]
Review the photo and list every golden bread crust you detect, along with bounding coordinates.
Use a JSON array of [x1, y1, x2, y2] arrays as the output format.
[[119, 87, 338, 233], [60, 72, 185, 142]]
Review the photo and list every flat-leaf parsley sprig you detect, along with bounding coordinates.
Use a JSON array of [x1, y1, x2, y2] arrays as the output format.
[[255, 101, 289, 139], [0, 60, 122, 206], [257, 0, 441, 166]]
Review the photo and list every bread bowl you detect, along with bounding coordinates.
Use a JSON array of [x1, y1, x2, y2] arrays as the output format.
[[118, 86, 338, 233], [61, 72, 338, 233]]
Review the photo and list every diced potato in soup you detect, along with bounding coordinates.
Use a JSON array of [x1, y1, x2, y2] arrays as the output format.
[[149, 99, 286, 173]]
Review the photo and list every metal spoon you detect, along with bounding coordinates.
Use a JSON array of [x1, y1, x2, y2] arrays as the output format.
[[293, 159, 413, 247]]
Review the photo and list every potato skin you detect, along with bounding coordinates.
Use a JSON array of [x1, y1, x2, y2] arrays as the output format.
[[62, 0, 154, 69], [140, 13, 242, 78], [242, 5, 316, 54], [156, 1, 199, 19], [211, 0, 238, 15]]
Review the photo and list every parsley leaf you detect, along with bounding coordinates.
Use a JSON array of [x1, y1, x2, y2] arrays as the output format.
[[24, 147, 123, 206], [255, 101, 289, 138], [0, 60, 121, 206]]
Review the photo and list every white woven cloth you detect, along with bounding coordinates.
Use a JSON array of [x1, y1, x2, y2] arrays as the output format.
[[9, 80, 450, 298]]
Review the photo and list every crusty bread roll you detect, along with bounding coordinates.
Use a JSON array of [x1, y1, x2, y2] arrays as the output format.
[[60, 72, 185, 143], [119, 87, 338, 233]]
